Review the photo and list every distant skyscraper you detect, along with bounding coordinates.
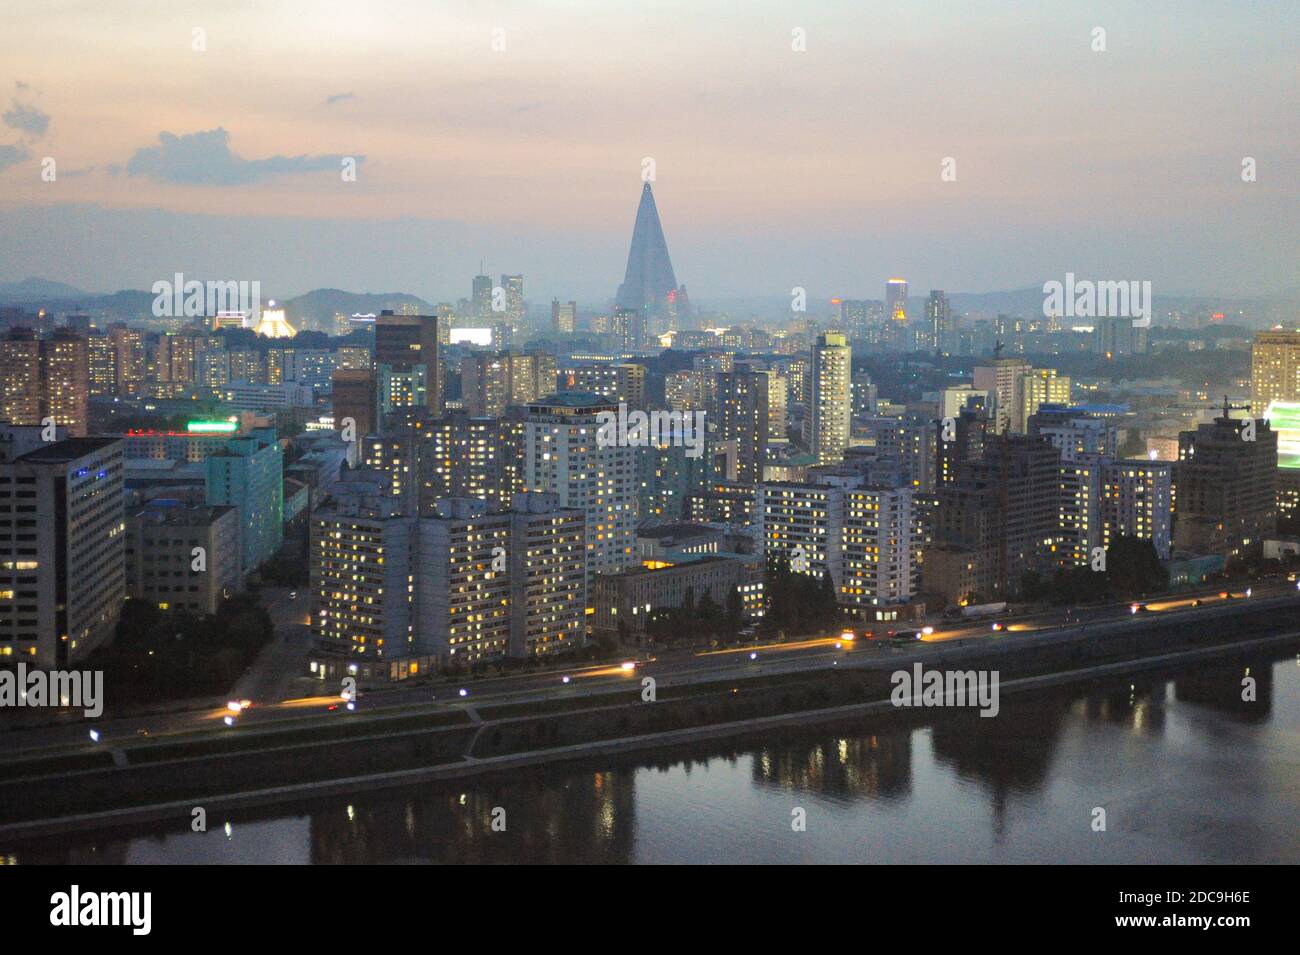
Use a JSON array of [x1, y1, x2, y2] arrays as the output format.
[[886, 279, 908, 323], [973, 357, 1032, 435], [926, 290, 951, 353], [611, 306, 645, 351], [501, 274, 525, 327], [809, 333, 851, 465], [375, 310, 441, 415], [615, 182, 688, 334], [472, 273, 494, 322], [108, 323, 145, 396], [552, 299, 576, 334]]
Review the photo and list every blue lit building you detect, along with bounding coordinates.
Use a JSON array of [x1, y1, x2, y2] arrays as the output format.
[[206, 427, 283, 575]]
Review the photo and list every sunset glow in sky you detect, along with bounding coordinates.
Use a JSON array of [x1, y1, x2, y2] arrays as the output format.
[[1, 0, 1296, 301]]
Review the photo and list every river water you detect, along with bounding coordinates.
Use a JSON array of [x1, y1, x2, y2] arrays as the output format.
[[8, 649, 1300, 864]]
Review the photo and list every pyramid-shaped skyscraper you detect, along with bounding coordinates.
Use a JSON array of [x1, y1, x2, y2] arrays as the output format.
[[615, 182, 689, 331]]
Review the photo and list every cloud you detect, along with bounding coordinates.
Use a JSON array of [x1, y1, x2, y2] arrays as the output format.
[[0, 142, 30, 171], [325, 92, 355, 106], [125, 128, 362, 185], [3, 100, 49, 137]]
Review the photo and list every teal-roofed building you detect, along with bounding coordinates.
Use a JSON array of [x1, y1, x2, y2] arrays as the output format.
[[206, 427, 283, 575]]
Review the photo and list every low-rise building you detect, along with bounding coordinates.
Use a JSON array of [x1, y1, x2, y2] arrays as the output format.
[[125, 502, 241, 615]]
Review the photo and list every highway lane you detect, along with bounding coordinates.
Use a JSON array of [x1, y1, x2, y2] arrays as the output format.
[[2, 578, 1295, 761]]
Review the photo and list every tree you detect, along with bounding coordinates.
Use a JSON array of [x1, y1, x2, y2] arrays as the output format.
[[1105, 536, 1168, 597]]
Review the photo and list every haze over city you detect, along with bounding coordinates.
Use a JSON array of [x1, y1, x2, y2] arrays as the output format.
[[1, 0, 1297, 300]]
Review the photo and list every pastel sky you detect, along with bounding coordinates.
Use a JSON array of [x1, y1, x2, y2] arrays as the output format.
[[0, 0, 1296, 303]]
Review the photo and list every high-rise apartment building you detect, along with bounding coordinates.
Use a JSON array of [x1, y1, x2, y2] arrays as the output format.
[[463, 351, 558, 417], [472, 274, 494, 322], [310, 478, 585, 671], [500, 274, 525, 327], [1174, 412, 1277, 558], [108, 323, 146, 396], [611, 307, 645, 351], [332, 368, 377, 440], [973, 357, 1032, 435], [757, 472, 919, 613], [523, 393, 638, 579], [561, 363, 646, 409], [926, 290, 953, 353], [87, 331, 116, 397], [708, 369, 770, 485], [157, 332, 197, 385], [1101, 460, 1172, 560], [1017, 368, 1072, 432], [931, 434, 1061, 598], [809, 333, 851, 465], [0, 328, 90, 437], [1252, 330, 1300, 413]]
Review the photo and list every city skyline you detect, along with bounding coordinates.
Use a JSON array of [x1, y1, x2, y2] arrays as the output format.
[[1, 2, 1297, 300]]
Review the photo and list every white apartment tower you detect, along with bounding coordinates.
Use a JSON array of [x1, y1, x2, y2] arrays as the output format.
[[523, 393, 638, 579], [809, 333, 852, 465]]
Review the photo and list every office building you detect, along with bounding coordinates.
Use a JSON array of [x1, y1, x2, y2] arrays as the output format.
[[0, 429, 124, 667], [375, 310, 440, 413], [552, 299, 576, 334], [125, 502, 241, 615]]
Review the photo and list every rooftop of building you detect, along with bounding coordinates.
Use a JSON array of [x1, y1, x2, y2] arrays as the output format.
[[598, 554, 742, 579], [18, 436, 120, 463], [637, 522, 723, 542], [132, 502, 237, 526], [530, 390, 617, 408]]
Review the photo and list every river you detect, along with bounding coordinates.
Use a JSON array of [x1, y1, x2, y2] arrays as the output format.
[[6, 649, 1299, 864]]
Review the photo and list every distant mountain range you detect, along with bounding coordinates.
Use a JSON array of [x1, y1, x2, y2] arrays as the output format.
[[0, 279, 436, 332], [0, 277, 92, 302], [279, 289, 435, 332], [0, 277, 1291, 329]]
